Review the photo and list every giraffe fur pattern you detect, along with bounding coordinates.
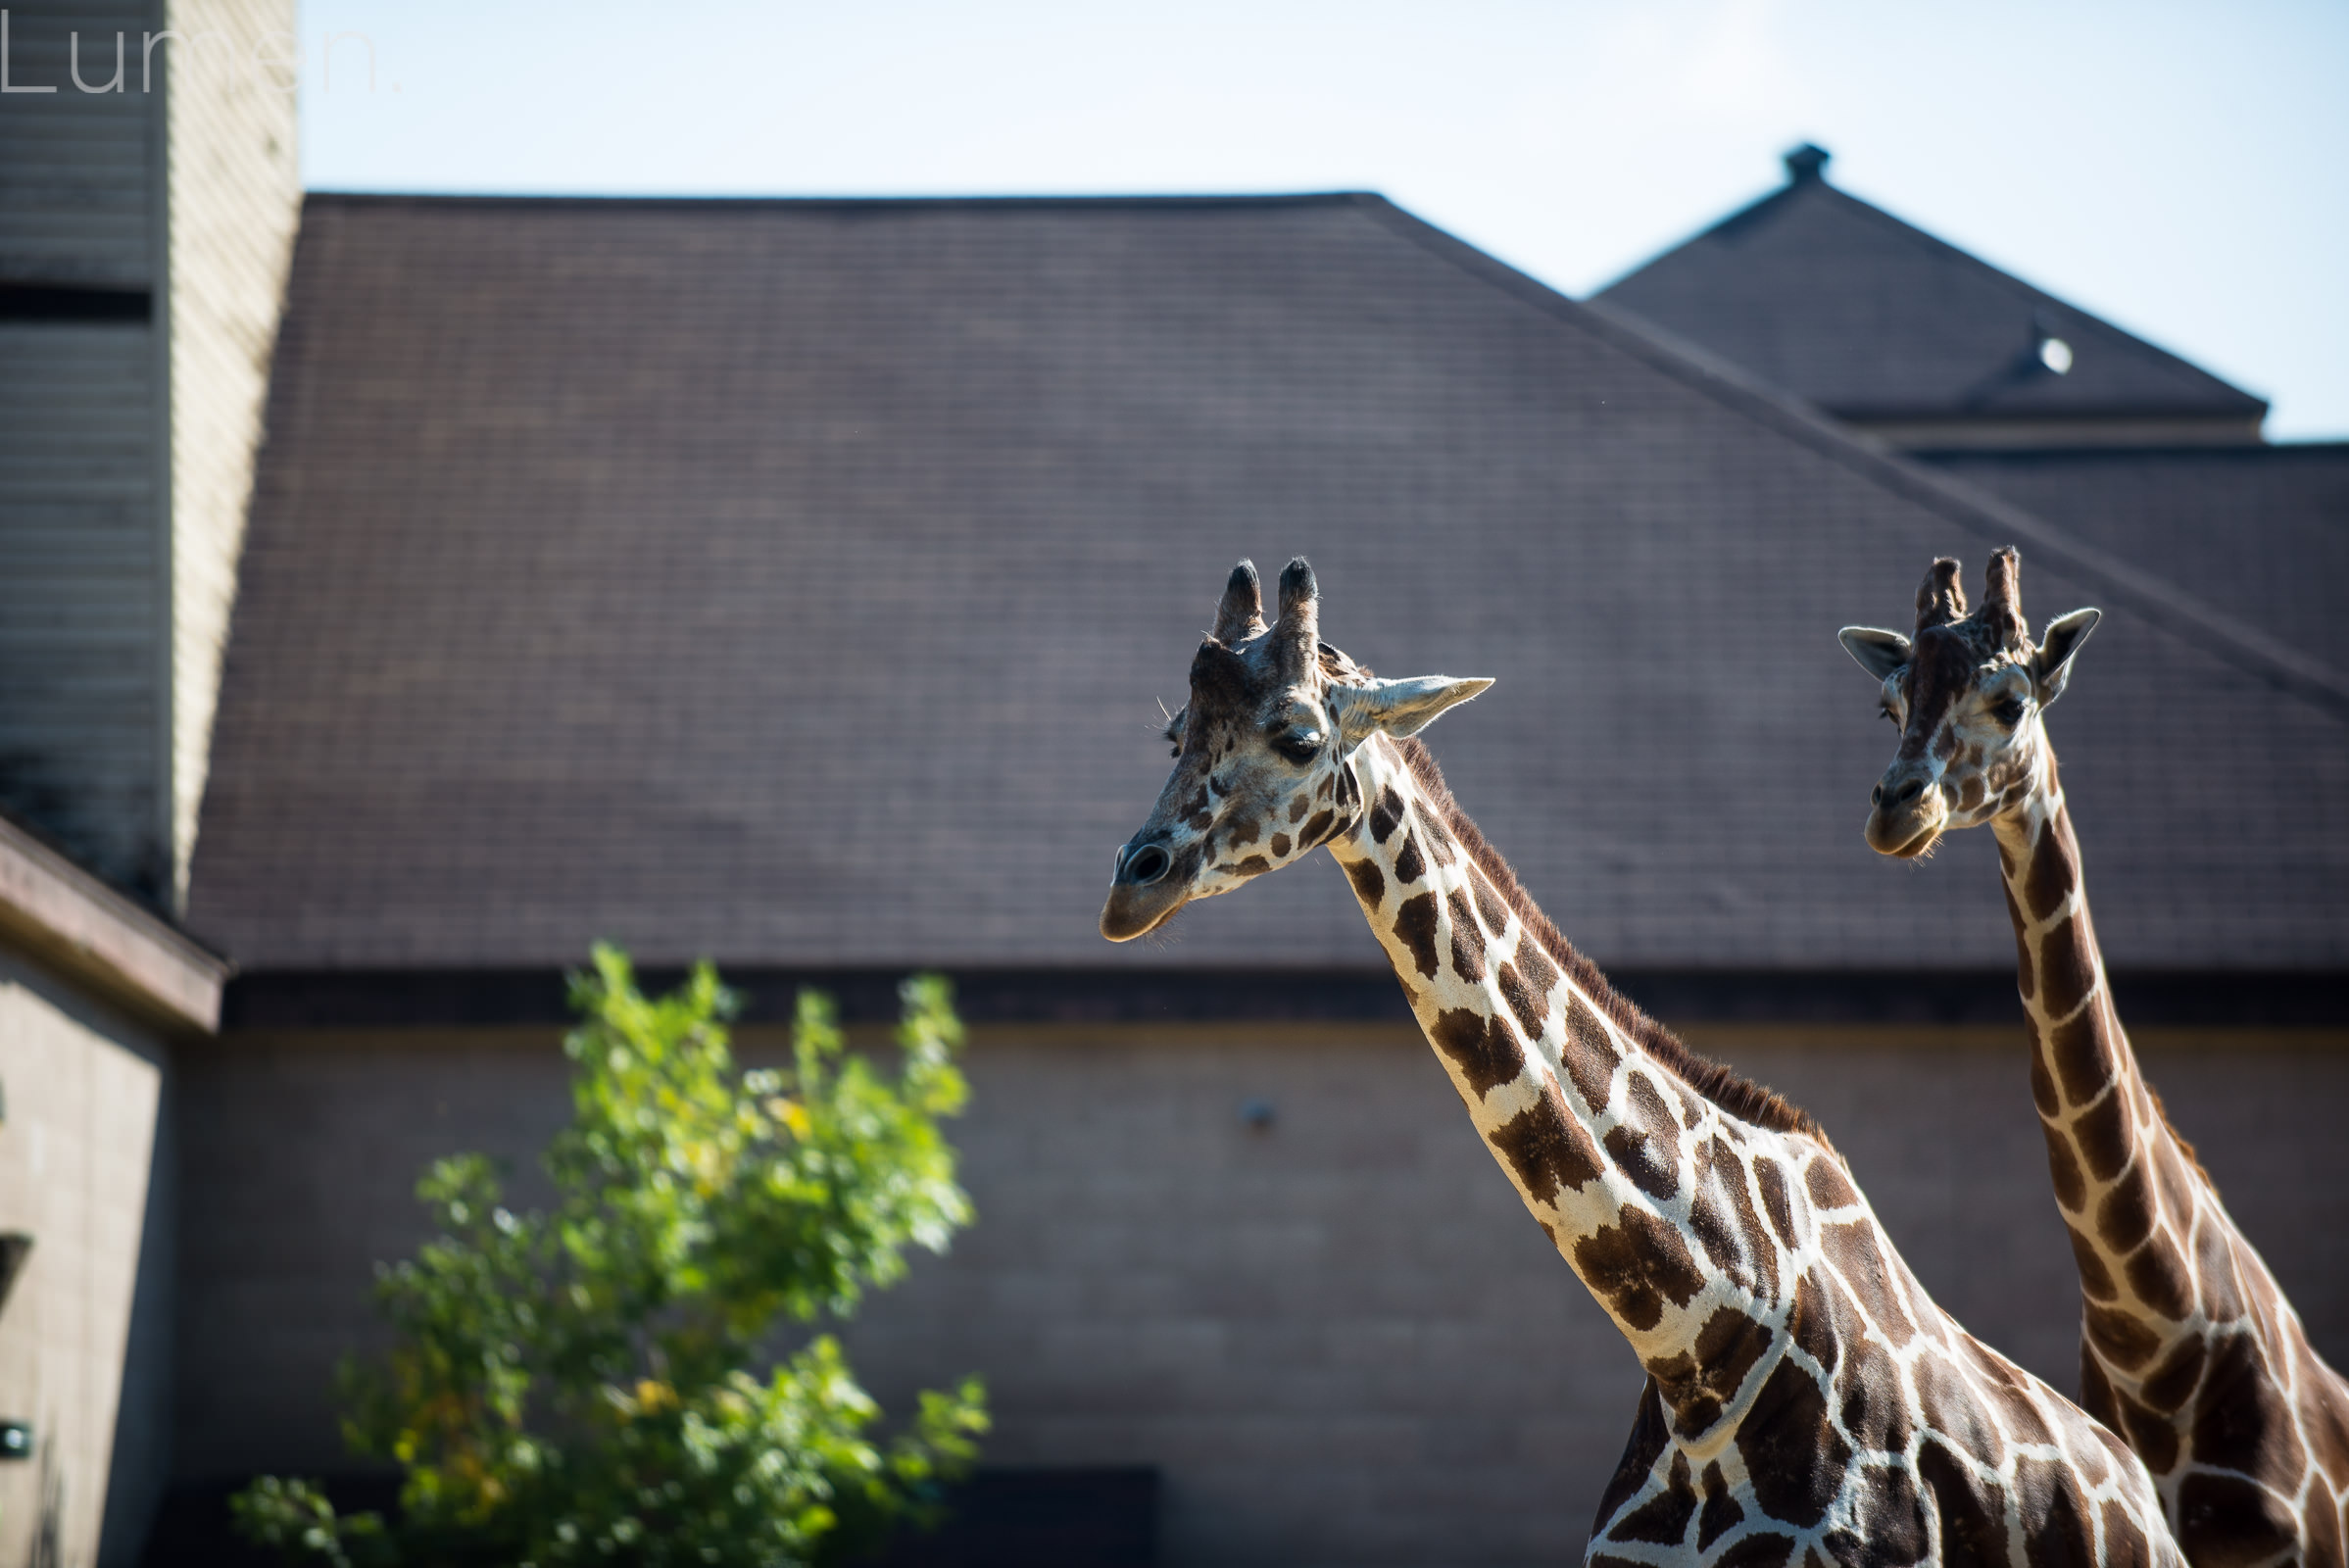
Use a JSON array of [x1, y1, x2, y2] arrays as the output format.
[[1103, 557, 2184, 1566], [1843, 550, 2349, 1566]]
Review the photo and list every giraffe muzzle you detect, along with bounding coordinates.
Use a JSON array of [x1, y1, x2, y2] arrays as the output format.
[[1101, 839, 1195, 942], [1864, 767, 1947, 858]]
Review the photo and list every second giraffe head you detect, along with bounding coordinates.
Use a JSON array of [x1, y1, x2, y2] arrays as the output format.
[[1838, 547, 2101, 858], [1100, 557, 1491, 942]]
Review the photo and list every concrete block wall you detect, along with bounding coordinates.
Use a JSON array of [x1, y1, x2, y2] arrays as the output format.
[[0, 953, 172, 1568], [174, 1019, 2349, 1566]]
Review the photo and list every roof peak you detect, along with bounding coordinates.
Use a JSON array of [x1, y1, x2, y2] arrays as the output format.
[[1783, 143, 1831, 184]]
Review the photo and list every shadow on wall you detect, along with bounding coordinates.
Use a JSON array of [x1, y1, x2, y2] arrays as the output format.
[[140, 1467, 1160, 1567]]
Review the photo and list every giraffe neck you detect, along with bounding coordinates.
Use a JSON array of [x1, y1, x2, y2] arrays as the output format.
[[1329, 736, 1830, 1399], [1990, 753, 2349, 1543], [1315, 737, 2193, 1561], [1989, 765, 2221, 1381]]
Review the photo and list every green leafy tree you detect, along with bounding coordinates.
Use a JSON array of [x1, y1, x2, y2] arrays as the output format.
[[234, 947, 986, 1567]]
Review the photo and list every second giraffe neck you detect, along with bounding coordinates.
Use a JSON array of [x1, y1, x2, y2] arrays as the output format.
[[1988, 757, 2296, 1426]]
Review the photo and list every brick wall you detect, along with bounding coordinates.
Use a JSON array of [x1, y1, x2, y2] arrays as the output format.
[[174, 1020, 2349, 1565]]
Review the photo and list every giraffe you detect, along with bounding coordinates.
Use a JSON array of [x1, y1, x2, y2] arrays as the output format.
[[1839, 547, 2349, 1566], [1102, 556, 2181, 1566]]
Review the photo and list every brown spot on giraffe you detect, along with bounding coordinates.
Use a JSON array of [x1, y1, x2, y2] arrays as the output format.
[[1501, 941, 1560, 1038], [2138, 1334, 2208, 1415], [1787, 1269, 1839, 1376], [2005, 883, 2039, 1004], [1469, 865, 1510, 934], [1298, 808, 1334, 846], [1686, 1141, 1748, 1276], [1648, 1305, 1775, 1438], [1486, 1076, 1601, 1202], [1605, 1450, 1697, 1545], [2026, 1030, 2059, 1116], [1738, 1356, 1850, 1530], [2066, 1224, 2119, 1301], [2097, 1162, 2156, 1252], [1754, 1156, 1799, 1250], [1444, 888, 1486, 981], [1805, 1156, 1860, 1211], [1419, 808, 1458, 867], [2098, 1502, 2154, 1568], [1822, 1221, 1917, 1348], [1698, 1462, 1744, 1550], [2035, 910, 2095, 1025], [2084, 1299, 2164, 1371], [1603, 1073, 1685, 1200], [1575, 1205, 1705, 1332], [2041, 1125, 2085, 1211], [2025, 810, 2078, 921], [1700, 1133, 1778, 1298], [2014, 1453, 2096, 1567], [2113, 1385, 2180, 1473], [1590, 1379, 1671, 1543], [1428, 1006, 1520, 1099], [2071, 1087, 2134, 1181], [2047, 1006, 2115, 1107], [1823, 1466, 1929, 1566], [1918, 1439, 2006, 1568], [2123, 1235, 2194, 1322], [1367, 781, 1404, 843], [1233, 855, 1271, 877], [1393, 829, 1426, 885], [1560, 987, 1618, 1110], [1343, 858, 1384, 906], [1714, 1534, 1796, 1568], [1268, 831, 1291, 858], [1393, 892, 1440, 978], [2178, 1472, 2299, 1568], [2189, 1332, 2308, 1478]]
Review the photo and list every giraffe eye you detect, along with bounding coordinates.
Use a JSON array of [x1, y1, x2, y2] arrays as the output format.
[[1989, 695, 2027, 727], [1273, 729, 1322, 765]]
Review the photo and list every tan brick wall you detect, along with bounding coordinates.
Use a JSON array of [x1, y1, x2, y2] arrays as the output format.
[[176, 1021, 2349, 1565], [0, 953, 171, 1568], [160, 0, 300, 906]]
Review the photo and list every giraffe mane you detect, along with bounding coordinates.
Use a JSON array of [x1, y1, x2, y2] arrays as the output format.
[[1394, 736, 1827, 1145]]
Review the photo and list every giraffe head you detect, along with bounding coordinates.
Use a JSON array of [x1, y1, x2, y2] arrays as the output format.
[[1100, 557, 1492, 942], [1838, 548, 2101, 858]]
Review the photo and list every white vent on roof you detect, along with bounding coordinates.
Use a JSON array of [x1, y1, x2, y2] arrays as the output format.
[[2037, 335, 2074, 374]]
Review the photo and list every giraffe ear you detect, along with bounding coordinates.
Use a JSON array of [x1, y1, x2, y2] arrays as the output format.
[[2033, 608, 2101, 706], [1331, 675, 1493, 747], [1838, 627, 1912, 682]]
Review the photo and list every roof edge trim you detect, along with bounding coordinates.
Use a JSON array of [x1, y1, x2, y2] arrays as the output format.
[[0, 816, 230, 1034]]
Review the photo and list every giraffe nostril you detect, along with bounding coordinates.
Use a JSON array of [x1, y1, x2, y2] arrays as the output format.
[[1121, 845, 1172, 887], [1893, 777, 1927, 807], [1871, 782, 1885, 808]]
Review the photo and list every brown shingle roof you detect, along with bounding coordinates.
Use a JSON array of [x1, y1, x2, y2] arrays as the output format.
[[186, 194, 2349, 974], [1592, 158, 2268, 429], [1920, 445, 2349, 674]]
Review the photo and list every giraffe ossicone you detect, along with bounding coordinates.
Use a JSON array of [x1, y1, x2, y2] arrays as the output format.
[[1105, 555, 2182, 1566], [1842, 548, 2349, 1566]]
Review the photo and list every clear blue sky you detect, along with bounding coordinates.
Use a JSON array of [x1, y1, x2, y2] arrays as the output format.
[[298, 0, 2348, 438]]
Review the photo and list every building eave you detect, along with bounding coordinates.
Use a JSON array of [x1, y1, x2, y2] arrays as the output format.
[[0, 814, 230, 1034]]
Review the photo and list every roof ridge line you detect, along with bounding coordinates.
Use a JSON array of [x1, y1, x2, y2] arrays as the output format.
[[300, 189, 1386, 211], [1351, 199, 2349, 725], [1809, 184, 2263, 409]]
